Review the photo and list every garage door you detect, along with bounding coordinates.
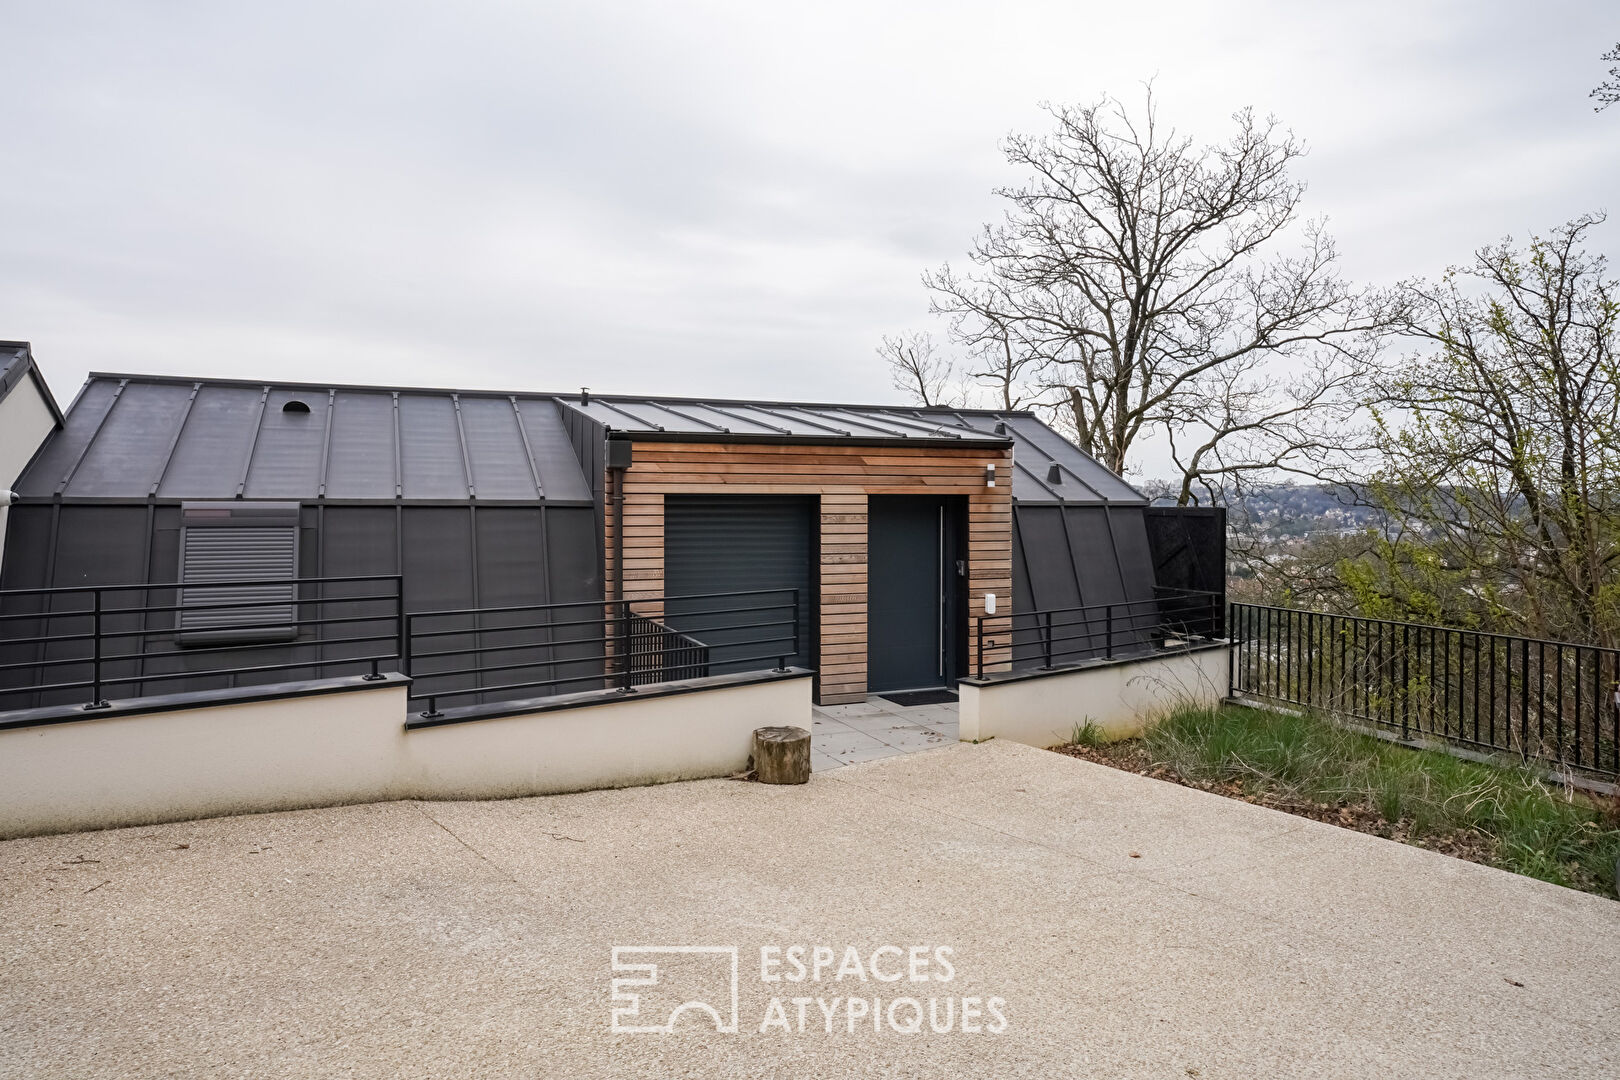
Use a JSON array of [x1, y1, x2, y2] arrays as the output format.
[[663, 495, 815, 673]]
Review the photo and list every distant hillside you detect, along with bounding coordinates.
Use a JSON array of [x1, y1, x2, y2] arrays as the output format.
[[1150, 483, 1381, 538]]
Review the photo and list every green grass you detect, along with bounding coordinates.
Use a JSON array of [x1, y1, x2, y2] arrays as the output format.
[[1133, 704, 1620, 897]]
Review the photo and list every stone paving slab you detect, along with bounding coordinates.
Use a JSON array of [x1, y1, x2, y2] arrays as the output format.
[[1, 740, 1616, 1078], [812, 695, 959, 769]]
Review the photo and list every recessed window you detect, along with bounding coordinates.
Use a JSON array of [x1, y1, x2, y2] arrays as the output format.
[[282, 400, 311, 414], [177, 502, 301, 645]]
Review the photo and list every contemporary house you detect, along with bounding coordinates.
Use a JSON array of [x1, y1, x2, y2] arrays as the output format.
[[0, 359, 1216, 714]]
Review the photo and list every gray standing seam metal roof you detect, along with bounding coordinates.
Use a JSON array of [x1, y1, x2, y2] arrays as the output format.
[[13, 375, 1144, 506], [567, 394, 1144, 505], [14, 376, 596, 504]]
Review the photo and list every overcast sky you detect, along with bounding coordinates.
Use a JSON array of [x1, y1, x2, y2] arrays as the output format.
[[3, 1, 1616, 476]]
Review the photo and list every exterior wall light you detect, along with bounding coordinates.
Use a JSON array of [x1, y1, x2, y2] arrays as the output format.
[[984, 463, 996, 487]]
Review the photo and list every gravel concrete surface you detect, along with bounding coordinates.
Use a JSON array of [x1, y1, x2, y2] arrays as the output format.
[[2, 739, 1617, 1078]]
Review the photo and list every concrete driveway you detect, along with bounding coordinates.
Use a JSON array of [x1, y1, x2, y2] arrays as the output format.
[[2, 740, 1616, 1078]]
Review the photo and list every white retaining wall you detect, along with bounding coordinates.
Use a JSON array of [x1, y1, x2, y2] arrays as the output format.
[[0, 674, 811, 839], [959, 645, 1233, 747]]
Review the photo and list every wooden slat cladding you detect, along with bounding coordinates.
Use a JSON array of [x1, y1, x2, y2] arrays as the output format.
[[606, 441, 1014, 704]]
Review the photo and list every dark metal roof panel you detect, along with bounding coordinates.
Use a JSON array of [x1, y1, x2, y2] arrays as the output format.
[[157, 384, 262, 499], [68, 381, 194, 497], [458, 395, 541, 500], [323, 391, 399, 499], [514, 400, 596, 503], [242, 389, 329, 499], [12, 378, 120, 497], [397, 393, 469, 499]]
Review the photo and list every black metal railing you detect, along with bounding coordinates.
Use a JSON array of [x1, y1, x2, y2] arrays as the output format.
[[1230, 603, 1620, 779], [0, 575, 404, 712], [624, 612, 710, 686], [404, 588, 801, 718], [973, 586, 1224, 678]]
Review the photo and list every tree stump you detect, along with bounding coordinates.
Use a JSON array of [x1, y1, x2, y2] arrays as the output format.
[[752, 726, 811, 785]]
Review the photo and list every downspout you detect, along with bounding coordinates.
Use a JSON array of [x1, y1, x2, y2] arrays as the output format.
[[610, 465, 625, 604], [605, 435, 632, 605]]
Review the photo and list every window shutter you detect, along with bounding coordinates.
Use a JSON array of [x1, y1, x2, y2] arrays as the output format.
[[178, 503, 300, 640]]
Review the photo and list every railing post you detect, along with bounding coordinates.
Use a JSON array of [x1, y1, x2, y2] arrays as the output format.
[[396, 576, 408, 676], [780, 588, 798, 672], [84, 588, 110, 711], [1105, 605, 1114, 659], [975, 614, 985, 678], [1041, 610, 1053, 669]]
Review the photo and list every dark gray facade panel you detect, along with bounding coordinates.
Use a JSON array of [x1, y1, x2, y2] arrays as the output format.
[[1105, 506, 1157, 603], [1007, 504, 1160, 667], [401, 508, 476, 611], [320, 506, 400, 578], [156, 384, 262, 498], [1144, 507, 1227, 595], [0, 505, 50, 590]]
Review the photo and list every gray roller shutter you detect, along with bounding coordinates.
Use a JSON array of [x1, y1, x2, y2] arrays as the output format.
[[663, 495, 814, 672], [178, 502, 300, 642]]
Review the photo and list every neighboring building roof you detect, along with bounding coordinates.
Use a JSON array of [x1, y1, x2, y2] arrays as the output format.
[[565, 394, 1143, 505], [13, 374, 1145, 506], [0, 342, 65, 427]]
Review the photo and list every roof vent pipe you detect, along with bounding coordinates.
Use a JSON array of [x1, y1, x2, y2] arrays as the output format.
[[994, 421, 1006, 435], [581, 387, 590, 405], [1047, 464, 1062, 484]]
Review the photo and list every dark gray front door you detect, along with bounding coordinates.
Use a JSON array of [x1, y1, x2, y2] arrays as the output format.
[[868, 496, 961, 692], [663, 495, 815, 672]]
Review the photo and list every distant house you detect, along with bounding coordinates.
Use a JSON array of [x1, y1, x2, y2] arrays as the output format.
[[0, 354, 1208, 710]]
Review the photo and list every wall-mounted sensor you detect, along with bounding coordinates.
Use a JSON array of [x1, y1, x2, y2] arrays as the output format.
[[984, 463, 996, 487], [984, 592, 997, 616]]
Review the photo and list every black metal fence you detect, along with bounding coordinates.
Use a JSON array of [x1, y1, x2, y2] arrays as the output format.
[[0, 579, 802, 718], [0, 575, 404, 712], [975, 586, 1224, 678], [404, 588, 801, 717], [1230, 603, 1620, 779]]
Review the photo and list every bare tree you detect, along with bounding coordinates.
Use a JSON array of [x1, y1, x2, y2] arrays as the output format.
[[926, 89, 1397, 497], [1594, 43, 1620, 111], [878, 331, 959, 407], [1363, 215, 1620, 645]]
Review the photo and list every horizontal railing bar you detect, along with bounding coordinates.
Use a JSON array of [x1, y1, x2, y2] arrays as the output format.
[[409, 587, 796, 621], [0, 630, 404, 671], [94, 656, 399, 688]]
